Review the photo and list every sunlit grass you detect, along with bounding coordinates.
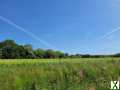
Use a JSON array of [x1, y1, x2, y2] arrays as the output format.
[[0, 58, 119, 90], [0, 57, 118, 64]]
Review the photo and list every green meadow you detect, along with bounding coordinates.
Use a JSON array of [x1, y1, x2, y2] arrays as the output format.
[[0, 58, 119, 90]]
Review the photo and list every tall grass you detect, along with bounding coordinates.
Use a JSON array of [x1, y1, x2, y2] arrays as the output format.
[[0, 58, 119, 90]]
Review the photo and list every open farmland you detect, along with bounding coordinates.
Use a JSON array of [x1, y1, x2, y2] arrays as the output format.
[[0, 58, 119, 90]]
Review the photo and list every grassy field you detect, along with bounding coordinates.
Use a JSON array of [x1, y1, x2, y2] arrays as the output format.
[[0, 58, 119, 90]]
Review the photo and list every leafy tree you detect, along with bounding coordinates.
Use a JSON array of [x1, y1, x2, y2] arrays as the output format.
[[1, 39, 118, 59], [0, 40, 35, 59], [0, 49, 2, 59], [23, 44, 36, 58], [0, 39, 16, 48], [45, 49, 56, 58], [55, 51, 65, 58], [34, 49, 46, 58]]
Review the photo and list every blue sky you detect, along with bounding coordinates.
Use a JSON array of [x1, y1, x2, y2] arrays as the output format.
[[0, 0, 120, 54]]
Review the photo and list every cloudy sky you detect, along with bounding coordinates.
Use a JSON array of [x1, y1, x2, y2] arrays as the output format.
[[0, 0, 120, 54]]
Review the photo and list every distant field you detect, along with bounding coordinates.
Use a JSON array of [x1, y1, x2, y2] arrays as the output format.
[[0, 58, 118, 64], [0, 58, 119, 90]]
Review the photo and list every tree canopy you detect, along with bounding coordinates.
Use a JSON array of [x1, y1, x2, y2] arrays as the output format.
[[0, 39, 65, 59], [0, 39, 119, 59]]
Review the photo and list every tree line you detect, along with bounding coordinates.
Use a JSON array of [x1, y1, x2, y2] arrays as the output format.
[[0, 39, 120, 59], [0, 39, 67, 59]]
